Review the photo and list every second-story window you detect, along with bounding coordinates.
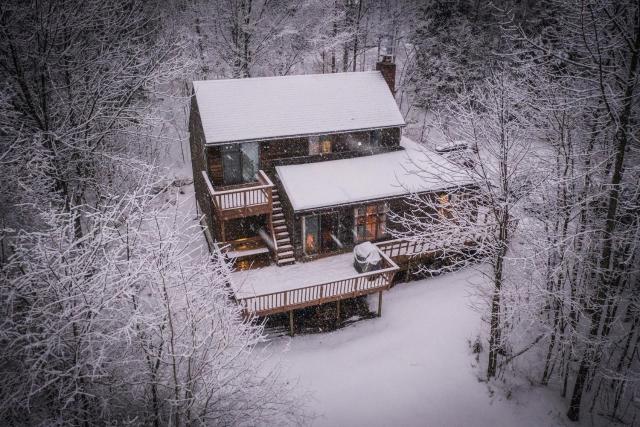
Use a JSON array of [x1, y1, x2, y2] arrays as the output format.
[[221, 142, 260, 185], [309, 135, 333, 155], [309, 136, 320, 155], [370, 129, 382, 147], [321, 138, 332, 154]]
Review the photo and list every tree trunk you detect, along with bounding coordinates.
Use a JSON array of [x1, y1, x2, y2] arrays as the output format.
[[567, 18, 640, 422]]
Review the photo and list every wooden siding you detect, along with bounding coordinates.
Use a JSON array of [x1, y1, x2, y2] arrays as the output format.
[[205, 127, 403, 182], [289, 186, 479, 262], [260, 137, 308, 171], [188, 94, 216, 242]]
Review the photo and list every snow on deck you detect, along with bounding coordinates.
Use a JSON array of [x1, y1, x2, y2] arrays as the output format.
[[193, 71, 405, 145], [230, 253, 358, 299], [276, 137, 474, 211]]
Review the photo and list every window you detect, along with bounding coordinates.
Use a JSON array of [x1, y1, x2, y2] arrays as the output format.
[[370, 129, 382, 147], [221, 142, 260, 185], [354, 203, 388, 242], [303, 213, 351, 256], [241, 142, 259, 182], [437, 193, 451, 219], [303, 215, 320, 255], [309, 135, 332, 155], [321, 138, 332, 154], [309, 136, 320, 155]]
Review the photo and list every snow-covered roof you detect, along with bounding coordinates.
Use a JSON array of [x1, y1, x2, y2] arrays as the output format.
[[276, 137, 474, 211], [192, 71, 405, 145]]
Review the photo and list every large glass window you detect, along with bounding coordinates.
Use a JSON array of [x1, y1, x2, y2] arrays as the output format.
[[221, 142, 260, 185], [303, 213, 352, 256], [303, 215, 320, 255], [354, 203, 388, 242], [241, 142, 259, 182], [370, 129, 382, 147]]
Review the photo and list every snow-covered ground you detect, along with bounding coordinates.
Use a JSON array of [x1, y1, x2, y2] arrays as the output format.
[[263, 268, 573, 427]]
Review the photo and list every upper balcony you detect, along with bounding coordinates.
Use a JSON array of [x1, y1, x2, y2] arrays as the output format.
[[202, 170, 274, 221]]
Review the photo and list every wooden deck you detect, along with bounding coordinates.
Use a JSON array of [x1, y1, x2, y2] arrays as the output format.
[[202, 170, 278, 253], [232, 222, 513, 319], [233, 248, 399, 317], [375, 222, 516, 269], [202, 170, 274, 220]]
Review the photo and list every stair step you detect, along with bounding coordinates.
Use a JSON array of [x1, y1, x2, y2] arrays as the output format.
[[278, 250, 294, 257], [275, 224, 287, 231], [278, 244, 293, 251], [277, 257, 295, 265], [276, 232, 289, 239], [276, 238, 290, 245], [273, 219, 285, 225]]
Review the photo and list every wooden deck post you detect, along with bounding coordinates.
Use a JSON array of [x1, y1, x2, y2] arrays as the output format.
[[289, 310, 294, 337], [377, 291, 383, 317], [336, 299, 341, 323], [220, 220, 226, 242]]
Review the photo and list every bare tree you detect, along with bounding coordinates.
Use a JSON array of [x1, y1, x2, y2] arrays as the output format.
[[391, 68, 533, 379]]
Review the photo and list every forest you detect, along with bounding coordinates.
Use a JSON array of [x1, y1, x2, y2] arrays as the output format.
[[0, 0, 638, 425]]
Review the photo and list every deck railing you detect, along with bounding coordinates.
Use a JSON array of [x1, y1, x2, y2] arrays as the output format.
[[237, 248, 399, 317], [375, 221, 519, 259], [202, 170, 274, 220]]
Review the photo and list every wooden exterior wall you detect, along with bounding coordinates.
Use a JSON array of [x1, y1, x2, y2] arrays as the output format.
[[289, 196, 413, 261], [188, 94, 216, 244], [204, 126, 403, 186], [289, 186, 479, 262]]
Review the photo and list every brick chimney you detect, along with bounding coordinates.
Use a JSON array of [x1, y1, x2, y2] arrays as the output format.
[[376, 35, 396, 95], [376, 57, 396, 95]]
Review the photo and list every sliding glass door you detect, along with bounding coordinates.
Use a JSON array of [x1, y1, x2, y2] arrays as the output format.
[[221, 142, 260, 186], [303, 212, 353, 256]]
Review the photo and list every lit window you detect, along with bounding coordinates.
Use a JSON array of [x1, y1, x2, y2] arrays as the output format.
[[310, 135, 332, 155], [437, 193, 450, 219], [321, 139, 332, 154], [354, 203, 388, 242], [303, 215, 320, 255]]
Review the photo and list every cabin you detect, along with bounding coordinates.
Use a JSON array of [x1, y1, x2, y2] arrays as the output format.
[[189, 53, 481, 334]]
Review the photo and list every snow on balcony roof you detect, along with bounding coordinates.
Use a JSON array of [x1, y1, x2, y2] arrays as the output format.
[[192, 71, 405, 145], [276, 137, 474, 212]]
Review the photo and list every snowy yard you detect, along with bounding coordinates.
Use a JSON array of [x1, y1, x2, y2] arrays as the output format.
[[263, 268, 573, 427]]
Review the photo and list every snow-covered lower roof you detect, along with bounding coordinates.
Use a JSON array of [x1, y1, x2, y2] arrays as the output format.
[[193, 71, 405, 145], [276, 137, 474, 211]]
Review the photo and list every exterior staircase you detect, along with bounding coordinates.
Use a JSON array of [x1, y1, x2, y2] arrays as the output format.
[[271, 188, 295, 266]]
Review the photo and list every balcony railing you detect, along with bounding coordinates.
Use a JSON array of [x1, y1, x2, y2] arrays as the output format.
[[375, 221, 519, 259], [236, 247, 399, 317], [202, 170, 274, 220]]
